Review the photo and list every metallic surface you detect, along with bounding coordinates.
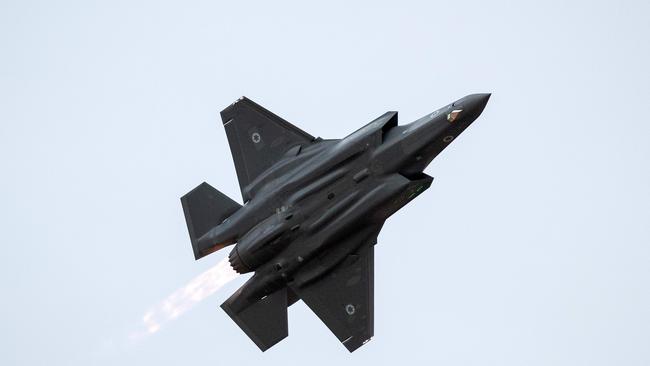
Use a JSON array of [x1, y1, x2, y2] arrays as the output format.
[[181, 93, 490, 352]]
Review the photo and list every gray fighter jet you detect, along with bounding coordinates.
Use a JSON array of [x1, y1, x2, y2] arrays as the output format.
[[181, 93, 490, 352]]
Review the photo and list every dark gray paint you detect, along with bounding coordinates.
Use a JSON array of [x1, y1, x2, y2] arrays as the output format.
[[181, 93, 490, 352]]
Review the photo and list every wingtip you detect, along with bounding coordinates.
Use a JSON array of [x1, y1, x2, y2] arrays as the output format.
[[342, 335, 373, 352]]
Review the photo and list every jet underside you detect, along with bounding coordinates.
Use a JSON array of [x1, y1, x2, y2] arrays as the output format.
[[181, 94, 490, 352]]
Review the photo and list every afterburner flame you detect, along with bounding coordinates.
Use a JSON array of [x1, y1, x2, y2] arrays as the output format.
[[130, 256, 238, 341]]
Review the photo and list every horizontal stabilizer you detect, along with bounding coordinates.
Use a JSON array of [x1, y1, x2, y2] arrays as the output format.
[[221, 287, 288, 351], [180, 182, 241, 260]]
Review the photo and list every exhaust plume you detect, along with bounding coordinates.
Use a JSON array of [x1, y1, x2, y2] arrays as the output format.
[[130, 256, 238, 341]]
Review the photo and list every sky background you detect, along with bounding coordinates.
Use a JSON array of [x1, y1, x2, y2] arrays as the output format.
[[1, 0, 649, 365]]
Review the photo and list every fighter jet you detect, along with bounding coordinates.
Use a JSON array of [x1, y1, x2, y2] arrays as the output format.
[[181, 93, 490, 352]]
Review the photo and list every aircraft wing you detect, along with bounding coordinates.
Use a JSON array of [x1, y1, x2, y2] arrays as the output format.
[[220, 224, 382, 352], [220, 97, 316, 200], [289, 225, 382, 352]]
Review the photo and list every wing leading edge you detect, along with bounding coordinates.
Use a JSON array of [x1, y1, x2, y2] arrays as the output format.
[[220, 225, 381, 352], [289, 225, 381, 352], [220, 97, 316, 201]]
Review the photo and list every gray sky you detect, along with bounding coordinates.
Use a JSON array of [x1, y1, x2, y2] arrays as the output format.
[[1, 0, 649, 365]]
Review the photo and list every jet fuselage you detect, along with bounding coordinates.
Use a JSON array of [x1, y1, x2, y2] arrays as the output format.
[[195, 94, 491, 312]]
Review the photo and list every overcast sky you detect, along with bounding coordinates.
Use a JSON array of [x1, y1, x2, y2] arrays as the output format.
[[1, 1, 649, 365]]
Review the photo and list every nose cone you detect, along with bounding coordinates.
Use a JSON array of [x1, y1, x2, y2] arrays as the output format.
[[456, 93, 491, 122], [470, 93, 491, 109], [470, 92, 491, 107]]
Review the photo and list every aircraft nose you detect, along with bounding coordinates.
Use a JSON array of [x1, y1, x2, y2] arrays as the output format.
[[454, 93, 491, 122], [466, 93, 491, 111]]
